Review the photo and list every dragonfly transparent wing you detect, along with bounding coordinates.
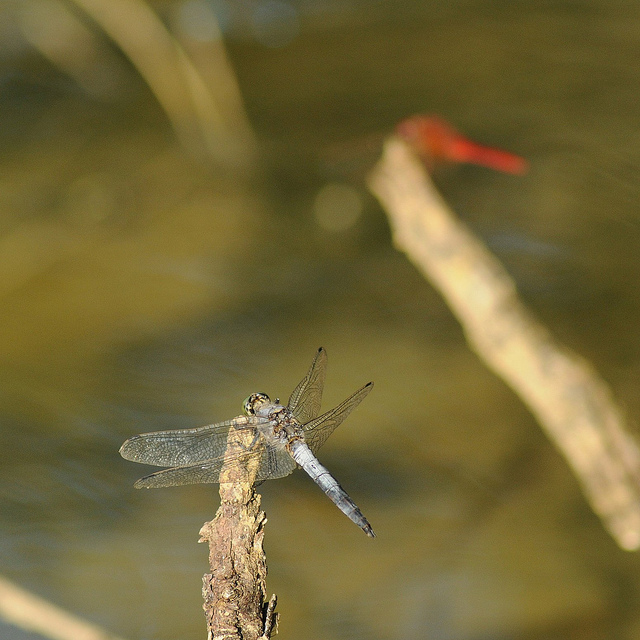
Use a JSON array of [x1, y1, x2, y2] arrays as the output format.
[[303, 382, 373, 453], [121, 415, 300, 487], [131, 440, 298, 488], [255, 446, 298, 481], [119, 417, 256, 467], [287, 347, 327, 423], [133, 457, 233, 488]]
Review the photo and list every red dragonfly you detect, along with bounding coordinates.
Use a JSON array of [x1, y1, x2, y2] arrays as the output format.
[[395, 115, 529, 175]]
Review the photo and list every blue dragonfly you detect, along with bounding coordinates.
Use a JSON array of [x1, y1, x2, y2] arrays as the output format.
[[120, 348, 375, 537]]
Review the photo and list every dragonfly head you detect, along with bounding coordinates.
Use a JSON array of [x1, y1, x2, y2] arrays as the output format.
[[243, 392, 271, 416]]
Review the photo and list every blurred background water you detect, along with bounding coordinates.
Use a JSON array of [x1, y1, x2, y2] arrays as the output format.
[[2, 0, 640, 638]]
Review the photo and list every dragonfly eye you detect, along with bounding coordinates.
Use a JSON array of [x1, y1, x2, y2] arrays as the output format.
[[243, 393, 270, 416]]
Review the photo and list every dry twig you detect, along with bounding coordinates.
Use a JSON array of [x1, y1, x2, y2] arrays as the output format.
[[68, 0, 257, 163], [199, 423, 277, 639], [368, 137, 640, 551], [0, 575, 128, 640]]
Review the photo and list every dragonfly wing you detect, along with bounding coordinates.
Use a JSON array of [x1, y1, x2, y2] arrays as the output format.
[[303, 382, 373, 453], [287, 347, 327, 423], [134, 443, 296, 487], [255, 446, 298, 481], [119, 418, 254, 467], [133, 458, 228, 488]]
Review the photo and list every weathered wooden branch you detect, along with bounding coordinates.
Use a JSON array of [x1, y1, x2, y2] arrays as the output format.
[[199, 424, 277, 639], [368, 136, 640, 551]]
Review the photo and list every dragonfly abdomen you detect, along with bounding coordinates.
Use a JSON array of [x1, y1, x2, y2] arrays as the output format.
[[289, 441, 375, 538]]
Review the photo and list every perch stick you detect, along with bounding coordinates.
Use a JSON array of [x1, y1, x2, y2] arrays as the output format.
[[199, 420, 277, 640]]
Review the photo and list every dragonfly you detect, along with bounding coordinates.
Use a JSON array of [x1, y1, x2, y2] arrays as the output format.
[[320, 114, 528, 184], [119, 348, 375, 537], [395, 114, 529, 175]]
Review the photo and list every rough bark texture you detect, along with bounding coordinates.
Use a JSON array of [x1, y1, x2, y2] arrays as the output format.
[[368, 137, 640, 551], [199, 427, 277, 640]]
